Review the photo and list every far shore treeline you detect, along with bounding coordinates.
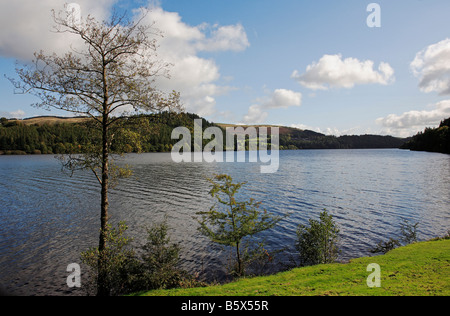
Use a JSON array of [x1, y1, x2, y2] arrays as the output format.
[[1, 112, 445, 156], [401, 118, 450, 155]]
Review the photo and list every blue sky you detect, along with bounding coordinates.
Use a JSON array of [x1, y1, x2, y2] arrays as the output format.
[[1, 0, 450, 137]]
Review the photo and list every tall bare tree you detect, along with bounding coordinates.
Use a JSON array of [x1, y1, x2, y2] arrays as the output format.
[[8, 8, 182, 295]]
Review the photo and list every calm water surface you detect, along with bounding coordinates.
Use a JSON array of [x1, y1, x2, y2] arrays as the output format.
[[0, 149, 449, 295]]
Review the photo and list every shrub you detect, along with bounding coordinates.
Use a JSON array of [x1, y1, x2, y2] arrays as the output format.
[[138, 220, 195, 290], [370, 220, 420, 255], [296, 210, 340, 266], [81, 222, 141, 296], [370, 238, 401, 255], [81, 220, 201, 296], [400, 219, 419, 245]]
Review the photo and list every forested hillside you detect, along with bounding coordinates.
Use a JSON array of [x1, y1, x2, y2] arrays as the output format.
[[401, 118, 450, 154], [0, 113, 216, 155], [0, 113, 407, 155], [278, 128, 406, 150]]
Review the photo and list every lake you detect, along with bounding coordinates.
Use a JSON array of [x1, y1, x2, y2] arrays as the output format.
[[0, 149, 449, 295]]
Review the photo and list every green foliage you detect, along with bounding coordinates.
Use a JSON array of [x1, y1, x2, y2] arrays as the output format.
[[197, 174, 282, 277], [401, 117, 450, 154], [0, 114, 409, 155], [0, 120, 91, 154], [296, 210, 340, 266], [440, 117, 450, 128], [81, 220, 202, 296], [139, 220, 196, 290], [337, 135, 407, 149], [0, 117, 8, 126], [369, 238, 401, 255], [81, 222, 141, 296], [400, 220, 419, 245], [0, 112, 220, 154], [370, 220, 420, 254], [279, 128, 406, 150]]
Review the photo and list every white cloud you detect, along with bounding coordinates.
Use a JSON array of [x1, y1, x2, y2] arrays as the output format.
[[139, 6, 249, 116], [0, 1, 249, 117], [376, 100, 450, 136], [242, 105, 268, 125], [411, 38, 450, 95], [0, 109, 26, 119], [261, 89, 302, 109], [0, 0, 115, 60], [242, 89, 302, 124], [292, 54, 395, 90], [290, 123, 312, 131], [290, 123, 360, 136], [196, 24, 249, 52]]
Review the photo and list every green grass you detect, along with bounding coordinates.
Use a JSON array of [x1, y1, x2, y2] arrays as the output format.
[[137, 239, 450, 296]]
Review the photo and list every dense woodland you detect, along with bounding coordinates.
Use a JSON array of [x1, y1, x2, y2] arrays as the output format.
[[0, 113, 216, 155], [0, 112, 408, 155], [401, 118, 450, 154], [278, 128, 406, 150]]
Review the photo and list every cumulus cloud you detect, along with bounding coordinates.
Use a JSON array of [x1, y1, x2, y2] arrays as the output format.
[[137, 6, 249, 116], [411, 38, 450, 95], [196, 23, 249, 52], [292, 54, 395, 90], [0, 109, 26, 119], [376, 100, 450, 136], [243, 105, 268, 125], [261, 89, 302, 109], [0, 1, 249, 117], [242, 89, 302, 124], [0, 0, 115, 60]]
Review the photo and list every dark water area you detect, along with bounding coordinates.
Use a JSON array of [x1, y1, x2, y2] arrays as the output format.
[[0, 149, 449, 295]]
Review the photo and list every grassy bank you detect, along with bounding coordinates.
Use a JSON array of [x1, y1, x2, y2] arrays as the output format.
[[138, 239, 449, 296]]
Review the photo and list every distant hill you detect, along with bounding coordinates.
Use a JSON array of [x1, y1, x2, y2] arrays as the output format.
[[0, 113, 216, 155], [401, 118, 450, 154], [0, 114, 408, 155], [9, 116, 90, 126], [218, 123, 407, 150]]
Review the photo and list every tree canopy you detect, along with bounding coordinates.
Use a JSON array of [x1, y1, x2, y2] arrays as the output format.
[[7, 8, 182, 296], [401, 118, 450, 154]]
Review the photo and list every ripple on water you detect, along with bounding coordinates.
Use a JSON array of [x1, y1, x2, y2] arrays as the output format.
[[0, 150, 449, 295]]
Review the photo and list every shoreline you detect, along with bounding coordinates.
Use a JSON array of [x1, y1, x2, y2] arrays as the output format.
[[137, 238, 450, 296]]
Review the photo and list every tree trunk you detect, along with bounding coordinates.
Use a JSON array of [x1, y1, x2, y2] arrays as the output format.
[[236, 241, 242, 277], [97, 111, 110, 296]]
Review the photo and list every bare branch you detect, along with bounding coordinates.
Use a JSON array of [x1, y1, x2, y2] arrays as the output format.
[[10, 7, 183, 178]]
